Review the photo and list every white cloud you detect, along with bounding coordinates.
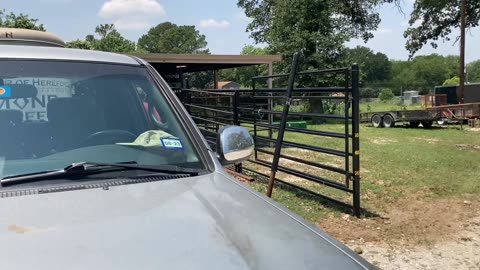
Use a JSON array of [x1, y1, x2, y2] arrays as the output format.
[[113, 19, 152, 30], [99, 0, 165, 18], [199, 19, 230, 29], [98, 0, 166, 30]]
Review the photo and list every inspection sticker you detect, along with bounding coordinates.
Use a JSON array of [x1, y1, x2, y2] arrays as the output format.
[[161, 138, 183, 149], [0, 86, 11, 98]]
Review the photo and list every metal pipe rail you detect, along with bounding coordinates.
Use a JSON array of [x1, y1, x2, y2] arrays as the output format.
[[176, 59, 361, 216]]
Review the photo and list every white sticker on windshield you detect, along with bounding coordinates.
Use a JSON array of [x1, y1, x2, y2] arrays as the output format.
[[161, 138, 183, 149]]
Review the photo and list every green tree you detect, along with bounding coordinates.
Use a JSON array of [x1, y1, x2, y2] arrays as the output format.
[[187, 71, 213, 89], [238, 0, 399, 116], [410, 54, 451, 93], [219, 45, 270, 88], [0, 9, 45, 31], [404, 0, 480, 57], [467, 60, 480, 82], [341, 46, 391, 86], [93, 30, 135, 53], [378, 88, 394, 101], [95, 24, 115, 38], [66, 24, 135, 53], [443, 76, 460, 86], [388, 54, 458, 94], [238, 0, 398, 69], [65, 39, 92, 50], [138, 22, 209, 54]]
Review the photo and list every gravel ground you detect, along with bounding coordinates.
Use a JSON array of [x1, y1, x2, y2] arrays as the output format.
[[348, 215, 480, 270]]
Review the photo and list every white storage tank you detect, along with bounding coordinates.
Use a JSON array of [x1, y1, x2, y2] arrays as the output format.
[[404, 91, 419, 105]]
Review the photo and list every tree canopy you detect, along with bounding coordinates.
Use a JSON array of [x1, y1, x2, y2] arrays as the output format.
[[219, 45, 270, 88], [137, 22, 209, 54], [443, 76, 460, 86], [388, 54, 459, 94], [404, 0, 480, 57], [66, 24, 135, 53], [237, 0, 398, 70], [341, 46, 391, 85], [467, 60, 480, 83], [0, 9, 45, 31]]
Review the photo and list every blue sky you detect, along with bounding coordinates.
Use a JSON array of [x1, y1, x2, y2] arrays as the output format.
[[3, 0, 480, 62]]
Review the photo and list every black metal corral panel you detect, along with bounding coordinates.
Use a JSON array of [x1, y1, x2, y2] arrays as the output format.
[[435, 85, 458, 104], [435, 83, 480, 104], [465, 84, 480, 103]]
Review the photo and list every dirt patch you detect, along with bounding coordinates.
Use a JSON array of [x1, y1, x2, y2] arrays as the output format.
[[371, 138, 398, 145], [350, 215, 480, 270], [318, 196, 480, 269], [419, 138, 440, 144], [319, 196, 478, 245], [455, 144, 480, 150]]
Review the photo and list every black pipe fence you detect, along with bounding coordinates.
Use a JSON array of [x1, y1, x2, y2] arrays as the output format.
[[175, 61, 361, 216]]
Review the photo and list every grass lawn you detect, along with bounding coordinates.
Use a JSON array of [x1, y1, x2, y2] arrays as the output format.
[[244, 123, 480, 223]]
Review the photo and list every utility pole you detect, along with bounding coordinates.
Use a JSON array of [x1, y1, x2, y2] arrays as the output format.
[[459, 0, 466, 104]]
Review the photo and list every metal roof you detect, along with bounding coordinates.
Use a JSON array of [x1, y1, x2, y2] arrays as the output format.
[[129, 53, 282, 73], [0, 45, 139, 65]]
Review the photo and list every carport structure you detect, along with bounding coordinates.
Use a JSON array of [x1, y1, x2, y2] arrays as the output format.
[[130, 52, 363, 216], [129, 53, 282, 88]]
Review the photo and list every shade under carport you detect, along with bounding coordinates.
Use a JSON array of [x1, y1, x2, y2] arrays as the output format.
[[128, 53, 282, 74]]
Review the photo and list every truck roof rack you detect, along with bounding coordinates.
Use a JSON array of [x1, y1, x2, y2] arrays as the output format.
[[0, 28, 65, 47]]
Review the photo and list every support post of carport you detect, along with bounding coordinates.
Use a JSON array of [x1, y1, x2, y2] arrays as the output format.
[[213, 69, 219, 89]]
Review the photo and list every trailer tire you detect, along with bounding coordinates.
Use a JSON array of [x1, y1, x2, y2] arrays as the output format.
[[422, 121, 433, 128], [371, 114, 383, 128], [382, 114, 395, 128], [437, 118, 447, 125]]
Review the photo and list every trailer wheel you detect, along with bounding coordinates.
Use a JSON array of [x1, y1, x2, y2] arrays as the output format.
[[382, 114, 395, 128], [371, 114, 383, 128], [422, 121, 433, 128], [437, 118, 447, 125]]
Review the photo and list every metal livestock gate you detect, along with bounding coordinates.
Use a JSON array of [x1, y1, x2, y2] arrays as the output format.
[[176, 54, 362, 216]]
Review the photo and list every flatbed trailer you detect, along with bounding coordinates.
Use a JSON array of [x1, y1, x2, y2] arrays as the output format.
[[361, 102, 480, 128], [361, 110, 441, 128]]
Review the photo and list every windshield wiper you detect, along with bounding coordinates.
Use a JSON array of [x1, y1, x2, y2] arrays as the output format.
[[1, 161, 204, 187]]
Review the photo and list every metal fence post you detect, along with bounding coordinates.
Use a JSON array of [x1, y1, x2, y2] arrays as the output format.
[[233, 90, 240, 126], [185, 90, 192, 114], [233, 90, 243, 173], [344, 69, 350, 188], [351, 64, 361, 217], [266, 53, 301, 197], [252, 79, 258, 161]]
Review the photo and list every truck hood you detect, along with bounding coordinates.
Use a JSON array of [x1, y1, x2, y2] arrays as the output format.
[[0, 172, 372, 270]]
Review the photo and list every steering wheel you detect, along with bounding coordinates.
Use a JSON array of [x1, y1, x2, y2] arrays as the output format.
[[147, 100, 169, 130], [78, 129, 137, 148]]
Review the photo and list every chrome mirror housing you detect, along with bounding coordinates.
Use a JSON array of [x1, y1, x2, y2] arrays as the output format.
[[216, 126, 254, 165]]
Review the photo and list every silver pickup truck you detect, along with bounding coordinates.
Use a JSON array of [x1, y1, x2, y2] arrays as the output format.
[[0, 28, 374, 270]]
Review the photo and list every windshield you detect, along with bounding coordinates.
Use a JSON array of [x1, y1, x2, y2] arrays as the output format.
[[0, 60, 204, 178]]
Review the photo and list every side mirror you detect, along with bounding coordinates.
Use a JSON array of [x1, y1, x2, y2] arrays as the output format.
[[216, 125, 254, 165]]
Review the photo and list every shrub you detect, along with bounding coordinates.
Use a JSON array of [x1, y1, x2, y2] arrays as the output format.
[[360, 87, 381, 98], [378, 88, 394, 101]]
